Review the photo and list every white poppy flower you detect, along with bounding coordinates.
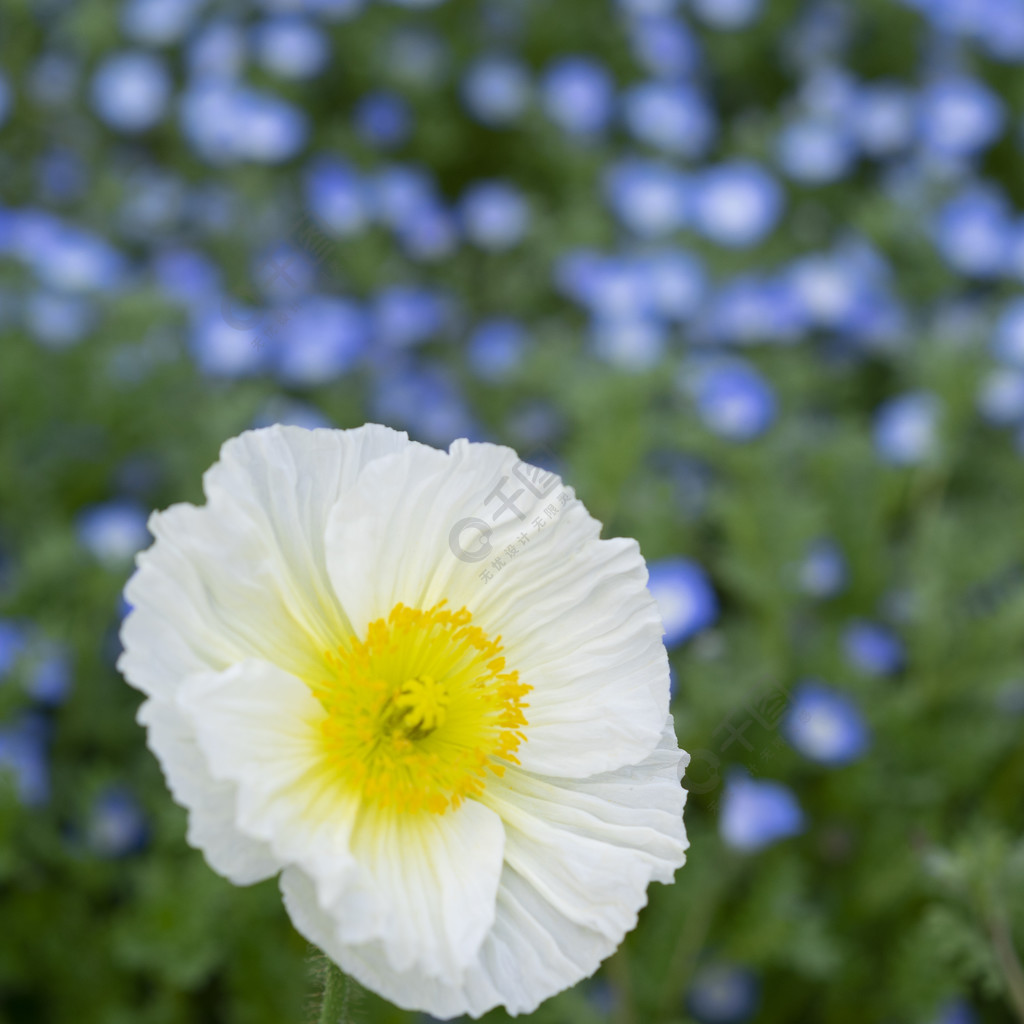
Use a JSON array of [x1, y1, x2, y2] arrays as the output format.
[[118, 424, 689, 1018]]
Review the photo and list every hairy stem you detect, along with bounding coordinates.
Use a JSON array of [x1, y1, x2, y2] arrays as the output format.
[[317, 959, 352, 1024]]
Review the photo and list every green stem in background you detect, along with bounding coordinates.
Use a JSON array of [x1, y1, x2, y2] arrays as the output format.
[[317, 959, 353, 1024], [989, 914, 1024, 1024], [656, 855, 739, 1019], [604, 946, 636, 1024]]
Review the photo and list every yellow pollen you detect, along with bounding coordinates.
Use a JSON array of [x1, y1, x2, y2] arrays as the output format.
[[391, 674, 449, 737], [311, 602, 530, 816]]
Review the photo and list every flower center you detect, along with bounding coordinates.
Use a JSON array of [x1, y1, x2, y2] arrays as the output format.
[[388, 674, 449, 738], [312, 602, 530, 815]]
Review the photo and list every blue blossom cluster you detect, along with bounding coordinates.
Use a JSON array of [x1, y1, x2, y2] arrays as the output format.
[[0, 619, 71, 806]]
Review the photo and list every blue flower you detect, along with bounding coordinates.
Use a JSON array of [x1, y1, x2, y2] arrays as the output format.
[[231, 88, 310, 163], [615, 0, 680, 14], [933, 187, 1012, 279], [190, 302, 268, 377], [0, 620, 28, 679], [702, 275, 806, 346], [253, 16, 330, 80], [692, 361, 777, 441], [843, 620, 904, 677], [541, 56, 615, 138], [0, 716, 49, 802], [152, 247, 221, 308], [853, 82, 916, 158], [180, 83, 308, 164], [690, 0, 763, 30], [462, 55, 530, 126], [693, 162, 782, 248], [274, 297, 370, 385], [647, 558, 718, 648], [786, 246, 890, 334], [254, 243, 316, 301], [26, 642, 72, 706], [459, 181, 530, 250], [87, 786, 149, 857], [24, 290, 95, 349], [978, 367, 1024, 426], [371, 163, 438, 228], [799, 65, 860, 121], [90, 52, 172, 133], [372, 364, 476, 445], [976, 2, 1024, 61], [0, 714, 50, 806], [467, 319, 528, 380], [1006, 223, 1024, 282], [121, 0, 205, 46], [304, 0, 368, 17], [557, 252, 645, 320], [993, 298, 1024, 366], [372, 286, 450, 348], [918, 76, 1005, 158], [622, 81, 716, 158], [77, 500, 151, 564], [187, 19, 247, 80], [873, 392, 941, 466], [396, 201, 459, 262], [687, 963, 760, 1024], [627, 14, 701, 79], [355, 91, 412, 149], [719, 774, 804, 852], [591, 316, 667, 371], [252, 398, 333, 432], [639, 249, 706, 322], [0, 72, 10, 128], [304, 156, 370, 236], [929, 999, 978, 1024], [785, 682, 870, 765], [799, 539, 848, 599], [776, 118, 856, 184], [605, 158, 689, 238], [25, 223, 125, 294]]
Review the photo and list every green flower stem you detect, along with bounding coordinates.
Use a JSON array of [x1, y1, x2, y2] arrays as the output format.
[[317, 959, 352, 1024]]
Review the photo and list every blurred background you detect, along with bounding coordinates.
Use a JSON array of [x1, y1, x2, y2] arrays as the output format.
[[3, 0, 1024, 1021]]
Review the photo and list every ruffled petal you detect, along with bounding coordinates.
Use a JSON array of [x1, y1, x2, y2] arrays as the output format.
[[280, 717, 688, 1019], [281, 796, 506, 988], [324, 438, 668, 779], [136, 697, 280, 885], [178, 658, 506, 985], [119, 423, 410, 699], [176, 659, 358, 880]]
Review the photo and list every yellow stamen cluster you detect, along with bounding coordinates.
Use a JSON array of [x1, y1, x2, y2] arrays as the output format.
[[312, 602, 530, 815]]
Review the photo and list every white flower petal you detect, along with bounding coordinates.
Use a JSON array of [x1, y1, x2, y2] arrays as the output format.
[[280, 716, 688, 1018], [281, 796, 506, 988], [119, 424, 410, 698], [178, 658, 506, 984], [324, 438, 668, 778], [176, 659, 357, 875], [136, 697, 280, 884]]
